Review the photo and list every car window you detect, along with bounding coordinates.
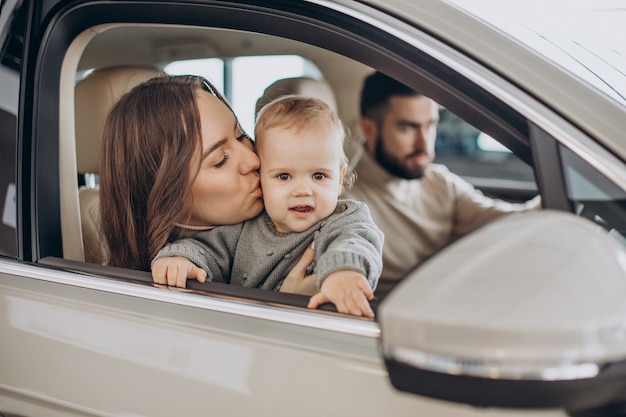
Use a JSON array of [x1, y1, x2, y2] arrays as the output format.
[[165, 55, 323, 135], [560, 145, 626, 247], [0, 0, 24, 257], [33, 0, 617, 316], [435, 109, 537, 202]]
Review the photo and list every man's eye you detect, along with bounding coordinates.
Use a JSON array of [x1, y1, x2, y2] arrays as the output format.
[[277, 173, 291, 181], [313, 173, 327, 180]]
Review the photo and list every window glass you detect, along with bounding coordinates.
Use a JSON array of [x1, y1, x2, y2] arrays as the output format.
[[231, 55, 322, 135], [434, 109, 536, 202], [560, 145, 626, 246], [165, 55, 322, 135], [0, 0, 24, 257], [164, 58, 225, 90]]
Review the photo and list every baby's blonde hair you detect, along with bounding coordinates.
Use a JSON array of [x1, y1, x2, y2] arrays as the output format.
[[254, 95, 349, 172]]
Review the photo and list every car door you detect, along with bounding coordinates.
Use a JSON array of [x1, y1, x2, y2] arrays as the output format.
[[0, 1, 510, 416], [3, 0, 624, 416]]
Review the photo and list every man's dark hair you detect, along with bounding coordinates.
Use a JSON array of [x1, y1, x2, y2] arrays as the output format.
[[360, 71, 419, 118]]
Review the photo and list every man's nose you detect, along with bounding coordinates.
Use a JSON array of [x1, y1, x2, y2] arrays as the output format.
[[414, 128, 428, 148]]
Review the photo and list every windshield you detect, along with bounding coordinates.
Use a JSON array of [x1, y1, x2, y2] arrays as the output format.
[[443, 0, 626, 107]]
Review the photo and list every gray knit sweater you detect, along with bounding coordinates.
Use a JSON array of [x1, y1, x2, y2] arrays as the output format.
[[153, 199, 383, 291]]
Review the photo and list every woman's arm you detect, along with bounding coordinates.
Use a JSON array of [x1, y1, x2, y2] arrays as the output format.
[[279, 244, 317, 295]]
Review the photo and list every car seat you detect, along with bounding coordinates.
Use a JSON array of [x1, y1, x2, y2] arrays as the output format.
[[75, 65, 163, 264], [254, 76, 337, 119], [254, 75, 364, 170]]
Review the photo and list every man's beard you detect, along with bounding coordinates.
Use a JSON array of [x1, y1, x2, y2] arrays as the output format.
[[374, 134, 428, 180]]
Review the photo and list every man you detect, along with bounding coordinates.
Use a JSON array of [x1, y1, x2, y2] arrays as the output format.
[[344, 71, 539, 296]]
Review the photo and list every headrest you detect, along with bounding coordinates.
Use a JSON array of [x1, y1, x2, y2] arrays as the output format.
[[75, 66, 163, 174], [255, 76, 337, 119]]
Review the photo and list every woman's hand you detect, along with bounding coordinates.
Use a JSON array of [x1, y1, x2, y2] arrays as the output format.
[[152, 256, 207, 288], [279, 244, 317, 295], [308, 271, 374, 318]]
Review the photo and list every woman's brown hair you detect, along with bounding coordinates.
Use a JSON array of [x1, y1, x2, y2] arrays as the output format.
[[100, 75, 229, 270]]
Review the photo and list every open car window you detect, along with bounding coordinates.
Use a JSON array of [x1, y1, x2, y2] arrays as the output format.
[[435, 109, 537, 202], [164, 55, 323, 135], [26, 0, 614, 318]]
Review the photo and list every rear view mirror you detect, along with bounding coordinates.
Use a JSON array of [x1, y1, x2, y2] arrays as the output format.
[[378, 210, 626, 415]]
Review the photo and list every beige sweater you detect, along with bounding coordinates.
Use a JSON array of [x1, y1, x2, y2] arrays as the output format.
[[344, 148, 539, 296]]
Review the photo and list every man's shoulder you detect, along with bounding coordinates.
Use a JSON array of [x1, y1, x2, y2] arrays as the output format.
[[423, 163, 465, 185], [425, 162, 452, 176]]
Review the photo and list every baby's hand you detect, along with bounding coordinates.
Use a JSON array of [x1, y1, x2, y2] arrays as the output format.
[[151, 257, 207, 288], [307, 271, 374, 318]]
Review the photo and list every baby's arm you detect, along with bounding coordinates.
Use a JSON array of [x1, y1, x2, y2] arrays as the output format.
[[151, 224, 243, 288], [309, 200, 384, 317], [152, 256, 207, 288]]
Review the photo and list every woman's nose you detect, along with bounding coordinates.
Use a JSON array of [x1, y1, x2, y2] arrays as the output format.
[[237, 141, 260, 174]]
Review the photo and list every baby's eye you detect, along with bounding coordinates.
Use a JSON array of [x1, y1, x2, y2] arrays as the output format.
[[313, 172, 327, 181], [277, 173, 291, 181]]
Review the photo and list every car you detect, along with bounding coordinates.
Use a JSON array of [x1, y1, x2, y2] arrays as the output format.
[[1, 0, 625, 416]]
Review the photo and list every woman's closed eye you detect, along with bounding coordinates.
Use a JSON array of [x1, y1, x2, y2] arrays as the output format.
[[211, 132, 247, 169], [213, 151, 230, 168]]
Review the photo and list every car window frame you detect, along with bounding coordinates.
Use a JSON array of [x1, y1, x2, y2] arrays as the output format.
[[30, 0, 534, 257], [22, 0, 624, 322]]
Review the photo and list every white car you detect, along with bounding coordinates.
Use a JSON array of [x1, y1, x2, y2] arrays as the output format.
[[1, 0, 625, 416]]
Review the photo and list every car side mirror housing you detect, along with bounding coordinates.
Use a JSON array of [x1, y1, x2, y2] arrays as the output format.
[[378, 210, 626, 414]]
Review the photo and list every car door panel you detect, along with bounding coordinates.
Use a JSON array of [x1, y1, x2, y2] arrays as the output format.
[[1, 259, 509, 417]]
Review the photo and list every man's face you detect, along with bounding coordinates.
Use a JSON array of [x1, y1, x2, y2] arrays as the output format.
[[365, 95, 439, 179]]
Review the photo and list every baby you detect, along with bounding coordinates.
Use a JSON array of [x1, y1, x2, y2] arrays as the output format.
[[152, 95, 383, 317]]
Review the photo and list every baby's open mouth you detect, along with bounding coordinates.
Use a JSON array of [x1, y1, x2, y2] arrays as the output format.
[[290, 205, 314, 213]]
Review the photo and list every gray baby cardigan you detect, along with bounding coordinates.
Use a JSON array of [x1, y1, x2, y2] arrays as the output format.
[[153, 199, 383, 291]]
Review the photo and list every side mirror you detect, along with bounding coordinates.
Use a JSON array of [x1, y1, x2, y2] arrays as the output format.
[[378, 210, 626, 415]]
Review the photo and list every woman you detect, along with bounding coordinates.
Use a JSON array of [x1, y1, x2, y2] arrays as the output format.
[[100, 75, 313, 292], [100, 75, 258, 269]]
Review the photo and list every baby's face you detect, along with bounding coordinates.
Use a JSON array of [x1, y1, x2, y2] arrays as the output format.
[[258, 125, 345, 233]]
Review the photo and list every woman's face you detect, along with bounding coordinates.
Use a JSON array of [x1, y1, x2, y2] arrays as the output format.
[[187, 90, 263, 226]]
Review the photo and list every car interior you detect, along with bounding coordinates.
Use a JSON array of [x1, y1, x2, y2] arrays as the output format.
[[36, 19, 545, 314], [2, 0, 625, 321], [37, 0, 625, 317]]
